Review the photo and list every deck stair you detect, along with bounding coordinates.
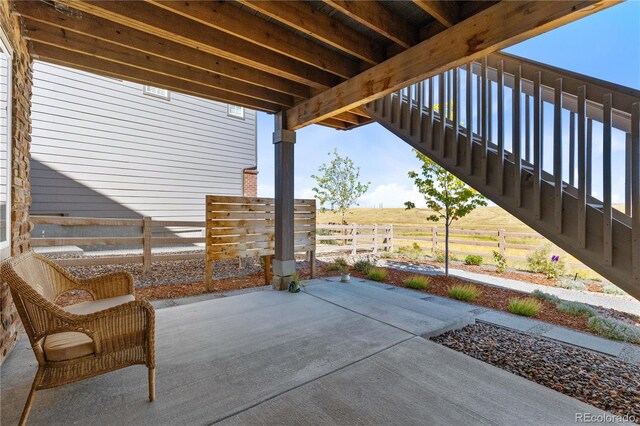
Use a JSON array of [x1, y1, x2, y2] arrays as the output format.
[[363, 52, 640, 300]]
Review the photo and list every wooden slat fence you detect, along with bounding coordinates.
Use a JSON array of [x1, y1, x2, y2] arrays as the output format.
[[205, 195, 316, 289]]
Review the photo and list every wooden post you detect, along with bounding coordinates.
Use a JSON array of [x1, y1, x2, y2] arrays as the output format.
[[263, 255, 272, 285], [602, 93, 612, 266], [389, 224, 394, 252], [577, 86, 587, 249], [512, 66, 522, 206], [553, 78, 563, 234], [431, 226, 438, 253], [309, 251, 317, 278], [272, 111, 296, 290], [351, 224, 357, 256], [466, 62, 473, 175], [498, 229, 506, 256], [373, 224, 378, 254], [142, 216, 152, 274]]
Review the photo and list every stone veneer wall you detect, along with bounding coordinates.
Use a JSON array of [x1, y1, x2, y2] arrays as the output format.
[[243, 168, 258, 197], [0, 1, 33, 364]]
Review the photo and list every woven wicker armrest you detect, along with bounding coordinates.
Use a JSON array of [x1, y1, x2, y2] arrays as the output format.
[[76, 271, 135, 300], [60, 300, 155, 357]]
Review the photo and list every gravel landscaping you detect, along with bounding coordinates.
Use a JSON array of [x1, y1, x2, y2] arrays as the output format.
[[47, 252, 262, 287], [432, 323, 640, 422]]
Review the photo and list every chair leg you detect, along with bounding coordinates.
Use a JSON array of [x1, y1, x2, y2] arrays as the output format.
[[19, 367, 44, 426], [148, 367, 155, 402]]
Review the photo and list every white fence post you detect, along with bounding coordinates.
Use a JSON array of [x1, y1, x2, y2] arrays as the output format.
[[431, 226, 438, 253], [498, 229, 506, 256], [351, 224, 357, 256], [373, 224, 378, 254]]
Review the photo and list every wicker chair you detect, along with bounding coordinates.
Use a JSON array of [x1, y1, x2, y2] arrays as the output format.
[[1, 252, 155, 425]]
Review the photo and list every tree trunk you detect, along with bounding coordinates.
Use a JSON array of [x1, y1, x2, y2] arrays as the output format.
[[445, 222, 450, 276]]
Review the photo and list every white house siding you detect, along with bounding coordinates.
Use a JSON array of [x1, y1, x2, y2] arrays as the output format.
[[30, 61, 257, 222]]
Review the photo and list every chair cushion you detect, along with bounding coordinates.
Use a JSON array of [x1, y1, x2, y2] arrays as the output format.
[[64, 294, 135, 315], [43, 295, 136, 362], [44, 332, 95, 362]]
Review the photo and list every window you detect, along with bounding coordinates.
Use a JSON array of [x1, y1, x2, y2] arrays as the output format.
[[0, 32, 12, 258], [143, 85, 170, 100], [228, 104, 245, 119]]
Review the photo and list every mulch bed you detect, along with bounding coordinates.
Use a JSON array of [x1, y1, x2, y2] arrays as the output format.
[[352, 267, 596, 333], [432, 323, 640, 422], [55, 260, 638, 339], [55, 262, 334, 307]]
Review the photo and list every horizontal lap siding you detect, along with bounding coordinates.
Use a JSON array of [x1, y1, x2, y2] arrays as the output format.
[[0, 58, 7, 237], [30, 62, 256, 221]]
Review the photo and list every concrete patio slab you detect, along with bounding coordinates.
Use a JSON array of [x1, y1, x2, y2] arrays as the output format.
[[305, 280, 475, 337], [221, 337, 606, 426], [2, 290, 411, 425], [1, 280, 611, 425]]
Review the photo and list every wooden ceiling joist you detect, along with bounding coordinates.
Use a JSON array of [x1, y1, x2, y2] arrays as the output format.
[[237, 0, 385, 65], [60, 0, 340, 89], [13, 0, 310, 99], [24, 19, 295, 108], [30, 42, 283, 112], [286, 0, 619, 130], [412, 0, 459, 28], [322, 0, 418, 49], [147, 0, 359, 80]]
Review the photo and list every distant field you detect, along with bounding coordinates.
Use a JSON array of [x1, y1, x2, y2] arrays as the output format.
[[317, 207, 606, 280], [318, 207, 534, 232]]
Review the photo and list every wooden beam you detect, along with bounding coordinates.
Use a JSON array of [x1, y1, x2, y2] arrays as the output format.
[[13, 0, 310, 99], [60, 1, 339, 89], [147, 0, 359, 80], [318, 118, 350, 130], [286, 0, 619, 130], [24, 19, 294, 107], [237, 0, 385, 65], [323, 0, 418, 49], [30, 42, 282, 112], [412, 1, 459, 28], [330, 111, 362, 126]]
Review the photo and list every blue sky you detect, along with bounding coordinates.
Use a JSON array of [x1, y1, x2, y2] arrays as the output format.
[[256, 2, 640, 208]]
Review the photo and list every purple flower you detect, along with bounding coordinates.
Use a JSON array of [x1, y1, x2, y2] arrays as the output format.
[[551, 255, 560, 262]]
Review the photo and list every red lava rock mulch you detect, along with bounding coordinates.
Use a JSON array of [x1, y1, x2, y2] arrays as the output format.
[[352, 267, 595, 334]]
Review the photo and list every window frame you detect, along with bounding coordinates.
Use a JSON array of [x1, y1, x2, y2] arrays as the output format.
[[0, 29, 13, 260], [227, 104, 245, 120], [143, 85, 170, 100]]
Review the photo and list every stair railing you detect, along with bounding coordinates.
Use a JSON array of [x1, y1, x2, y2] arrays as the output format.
[[373, 52, 639, 283]]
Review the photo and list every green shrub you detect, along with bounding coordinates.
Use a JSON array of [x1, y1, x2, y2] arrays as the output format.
[[367, 267, 388, 282], [464, 255, 483, 266], [526, 245, 566, 278], [556, 301, 597, 317], [327, 257, 349, 271], [508, 297, 542, 317], [380, 251, 395, 259], [448, 284, 481, 301], [587, 316, 640, 343], [492, 250, 507, 273], [602, 283, 626, 296], [531, 290, 562, 305], [556, 277, 586, 291], [403, 275, 431, 289], [353, 258, 376, 274], [434, 249, 458, 263]]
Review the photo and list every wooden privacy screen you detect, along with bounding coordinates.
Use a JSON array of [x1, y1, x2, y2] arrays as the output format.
[[205, 195, 316, 289]]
